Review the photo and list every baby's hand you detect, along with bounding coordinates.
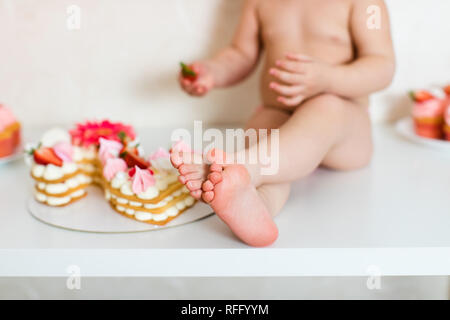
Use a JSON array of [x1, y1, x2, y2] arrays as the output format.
[[179, 61, 215, 97], [269, 53, 330, 107]]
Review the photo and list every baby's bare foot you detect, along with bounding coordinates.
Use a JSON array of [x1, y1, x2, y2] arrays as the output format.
[[201, 149, 278, 247], [170, 150, 208, 200]]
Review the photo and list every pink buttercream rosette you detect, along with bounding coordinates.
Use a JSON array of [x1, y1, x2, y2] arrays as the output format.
[[131, 166, 156, 194], [53, 141, 74, 163], [103, 158, 128, 181], [149, 147, 174, 173], [99, 138, 123, 165]]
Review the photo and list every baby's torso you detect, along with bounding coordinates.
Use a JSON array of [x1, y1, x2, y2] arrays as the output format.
[[256, 0, 365, 109]]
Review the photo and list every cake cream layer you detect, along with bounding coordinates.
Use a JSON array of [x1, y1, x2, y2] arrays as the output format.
[[34, 173, 92, 196], [109, 191, 193, 214], [31, 163, 99, 184], [34, 188, 87, 207], [111, 195, 196, 224], [104, 179, 187, 205]]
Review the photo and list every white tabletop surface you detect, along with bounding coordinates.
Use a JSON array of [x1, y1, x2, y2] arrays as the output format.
[[1, 124, 449, 277]]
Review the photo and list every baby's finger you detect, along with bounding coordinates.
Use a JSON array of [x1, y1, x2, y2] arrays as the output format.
[[277, 95, 304, 107], [275, 60, 306, 74], [269, 82, 304, 97], [285, 53, 313, 62], [195, 85, 206, 96], [269, 68, 304, 85], [179, 74, 193, 89]]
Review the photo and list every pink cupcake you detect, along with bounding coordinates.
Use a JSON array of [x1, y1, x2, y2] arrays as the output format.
[[0, 104, 21, 158], [410, 90, 445, 139]]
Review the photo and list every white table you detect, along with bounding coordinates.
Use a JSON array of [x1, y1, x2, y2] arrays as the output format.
[[1, 125, 449, 277]]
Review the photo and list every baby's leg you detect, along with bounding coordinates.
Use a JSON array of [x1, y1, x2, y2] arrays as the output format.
[[245, 94, 373, 186], [203, 94, 372, 246], [245, 106, 292, 217], [199, 107, 290, 247]]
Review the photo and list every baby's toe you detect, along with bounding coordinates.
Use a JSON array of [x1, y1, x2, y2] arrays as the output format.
[[202, 180, 214, 192], [186, 179, 202, 191], [170, 152, 183, 168], [208, 172, 223, 185], [184, 171, 204, 181], [210, 163, 223, 173], [179, 164, 197, 175], [178, 175, 187, 184], [202, 191, 215, 203], [190, 190, 202, 200]]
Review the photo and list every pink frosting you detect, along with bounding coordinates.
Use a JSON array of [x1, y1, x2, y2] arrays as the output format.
[[131, 166, 155, 194], [53, 142, 74, 163], [149, 147, 170, 160], [103, 158, 127, 181], [0, 105, 17, 132], [99, 138, 123, 165], [413, 99, 445, 118]]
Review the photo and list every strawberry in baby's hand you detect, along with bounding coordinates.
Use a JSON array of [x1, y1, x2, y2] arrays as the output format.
[[33, 147, 63, 167], [180, 62, 198, 82], [409, 90, 435, 103], [120, 147, 150, 169]]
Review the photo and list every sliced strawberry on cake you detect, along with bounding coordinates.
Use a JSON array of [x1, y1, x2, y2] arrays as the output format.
[[128, 166, 154, 177], [120, 147, 150, 169], [32, 147, 64, 167]]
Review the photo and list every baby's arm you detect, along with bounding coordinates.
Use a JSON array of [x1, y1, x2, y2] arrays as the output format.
[[326, 0, 395, 98], [180, 0, 261, 96]]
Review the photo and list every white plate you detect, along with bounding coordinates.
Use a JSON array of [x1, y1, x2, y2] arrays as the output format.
[[0, 146, 23, 165], [28, 186, 214, 233], [395, 117, 450, 153]]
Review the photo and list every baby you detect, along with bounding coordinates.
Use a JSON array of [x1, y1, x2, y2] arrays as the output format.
[[173, 0, 395, 246]]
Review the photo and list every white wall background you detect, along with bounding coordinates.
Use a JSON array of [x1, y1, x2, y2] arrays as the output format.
[[0, 0, 449, 127]]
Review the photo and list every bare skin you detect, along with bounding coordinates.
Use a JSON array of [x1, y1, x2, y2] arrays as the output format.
[[174, 0, 395, 247]]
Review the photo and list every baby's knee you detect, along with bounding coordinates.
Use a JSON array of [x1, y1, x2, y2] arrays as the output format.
[[304, 94, 346, 111]]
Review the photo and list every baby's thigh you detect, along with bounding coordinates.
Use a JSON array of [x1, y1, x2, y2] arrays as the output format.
[[320, 97, 373, 171], [245, 105, 291, 131]]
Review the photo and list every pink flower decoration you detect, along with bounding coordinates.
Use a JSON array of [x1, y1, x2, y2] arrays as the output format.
[[99, 138, 123, 164], [53, 141, 74, 163], [171, 140, 191, 153], [70, 120, 136, 147], [149, 147, 170, 160], [103, 158, 127, 181], [131, 166, 155, 194]]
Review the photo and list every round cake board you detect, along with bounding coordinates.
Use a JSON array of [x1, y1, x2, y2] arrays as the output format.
[[395, 117, 450, 153], [28, 186, 214, 233]]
